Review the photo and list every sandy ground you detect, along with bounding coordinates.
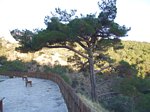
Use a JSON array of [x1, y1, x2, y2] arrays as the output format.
[[0, 76, 68, 112]]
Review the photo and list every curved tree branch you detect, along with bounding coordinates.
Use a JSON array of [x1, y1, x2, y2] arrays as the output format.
[[45, 44, 89, 59], [77, 41, 89, 51], [94, 65, 112, 74]]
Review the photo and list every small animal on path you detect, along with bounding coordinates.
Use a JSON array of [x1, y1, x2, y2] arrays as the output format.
[[25, 77, 32, 87]]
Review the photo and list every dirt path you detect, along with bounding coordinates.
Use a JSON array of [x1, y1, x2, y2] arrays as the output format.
[[0, 77, 68, 112]]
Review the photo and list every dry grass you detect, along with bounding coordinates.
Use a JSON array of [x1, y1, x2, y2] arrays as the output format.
[[77, 93, 109, 112]]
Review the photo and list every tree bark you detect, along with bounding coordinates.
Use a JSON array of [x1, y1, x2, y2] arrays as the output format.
[[88, 49, 97, 101]]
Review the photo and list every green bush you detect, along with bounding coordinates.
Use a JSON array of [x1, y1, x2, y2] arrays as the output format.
[[115, 60, 138, 77], [44, 65, 71, 84], [101, 95, 132, 112], [112, 76, 150, 112], [44, 65, 67, 74], [115, 77, 150, 96], [0, 60, 27, 72], [135, 94, 150, 112]]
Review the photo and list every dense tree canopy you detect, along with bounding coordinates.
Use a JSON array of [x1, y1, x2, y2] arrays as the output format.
[[11, 0, 130, 101]]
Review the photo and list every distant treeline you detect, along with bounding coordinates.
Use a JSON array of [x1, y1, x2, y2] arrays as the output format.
[[106, 41, 150, 78]]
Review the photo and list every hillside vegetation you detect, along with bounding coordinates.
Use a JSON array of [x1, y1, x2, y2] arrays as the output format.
[[1, 38, 150, 78], [0, 38, 150, 112], [107, 41, 150, 78]]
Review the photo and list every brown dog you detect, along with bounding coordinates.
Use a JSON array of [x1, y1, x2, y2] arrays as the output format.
[[25, 77, 32, 87]]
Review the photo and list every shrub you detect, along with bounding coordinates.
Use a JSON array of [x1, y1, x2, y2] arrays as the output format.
[[101, 95, 132, 112], [113, 76, 150, 112], [0, 60, 27, 72], [44, 65, 71, 84], [115, 77, 150, 97], [135, 94, 150, 112]]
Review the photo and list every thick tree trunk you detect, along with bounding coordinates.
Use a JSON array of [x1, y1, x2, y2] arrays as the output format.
[[46, 44, 98, 101], [88, 50, 97, 101]]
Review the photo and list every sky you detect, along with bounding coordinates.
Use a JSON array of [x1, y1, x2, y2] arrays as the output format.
[[0, 0, 150, 42]]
